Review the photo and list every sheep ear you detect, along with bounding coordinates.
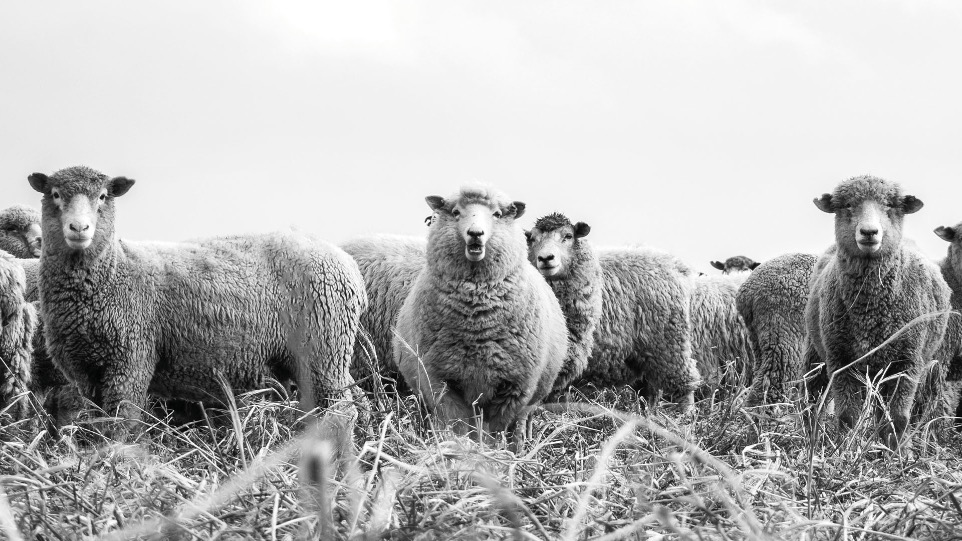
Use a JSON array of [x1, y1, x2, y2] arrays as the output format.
[[28, 173, 50, 194], [524, 230, 532, 242], [902, 195, 923, 214], [710, 261, 725, 270], [509, 201, 526, 219], [935, 226, 957, 242], [424, 215, 434, 226], [425, 196, 445, 212], [749, 261, 761, 270], [813, 194, 835, 213], [109, 176, 135, 197], [574, 222, 591, 238]]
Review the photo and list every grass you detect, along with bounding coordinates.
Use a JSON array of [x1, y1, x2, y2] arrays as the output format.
[[1, 364, 961, 540]]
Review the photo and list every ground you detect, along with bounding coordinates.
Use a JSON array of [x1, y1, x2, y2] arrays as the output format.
[[1, 363, 961, 540]]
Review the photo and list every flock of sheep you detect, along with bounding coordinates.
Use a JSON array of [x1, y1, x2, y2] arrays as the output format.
[[0, 166, 960, 452]]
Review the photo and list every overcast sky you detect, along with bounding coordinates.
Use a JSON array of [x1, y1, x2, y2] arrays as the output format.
[[2, 1, 960, 272]]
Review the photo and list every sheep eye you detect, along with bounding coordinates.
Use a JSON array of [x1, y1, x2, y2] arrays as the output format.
[[99, 193, 107, 202], [564, 234, 574, 241], [452, 209, 460, 217], [52, 192, 60, 200], [493, 210, 502, 218]]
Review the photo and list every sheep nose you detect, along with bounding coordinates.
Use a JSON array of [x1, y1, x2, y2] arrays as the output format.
[[538, 254, 554, 263], [467, 229, 484, 239], [69, 223, 90, 233], [860, 227, 878, 237]]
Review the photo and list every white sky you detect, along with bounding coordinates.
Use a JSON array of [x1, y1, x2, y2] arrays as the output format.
[[2, 1, 961, 273]]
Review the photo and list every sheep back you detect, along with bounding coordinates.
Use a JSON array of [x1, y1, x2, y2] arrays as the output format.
[[0, 254, 36, 420], [690, 273, 753, 390]]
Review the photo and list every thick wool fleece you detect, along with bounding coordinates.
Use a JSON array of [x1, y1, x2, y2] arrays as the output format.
[[34, 166, 368, 430], [934, 223, 962, 420], [805, 176, 950, 440], [0, 205, 42, 259], [690, 273, 754, 390], [0, 252, 37, 420], [394, 185, 568, 433], [528, 214, 604, 394], [341, 235, 427, 389], [736, 253, 818, 404], [575, 248, 701, 399]]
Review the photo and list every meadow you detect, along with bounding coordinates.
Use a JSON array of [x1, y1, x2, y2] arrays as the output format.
[[1, 354, 960, 541]]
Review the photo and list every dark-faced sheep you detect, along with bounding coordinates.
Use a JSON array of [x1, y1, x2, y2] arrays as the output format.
[[28, 166, 368, 437], [394, 185, 568, 438], [805, 175, 950, 446], [526, 213, 700, 409], [0, 205, 42, 259], [736, 253, 818, 405], [933, 223, 962, 423], [710, 256, 760, 274]]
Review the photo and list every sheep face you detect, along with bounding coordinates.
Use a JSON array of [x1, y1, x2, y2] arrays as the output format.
[[0, 206, 42, 258], [710, 256, 759, 274], [425, 187, 526, 264], [813, 175, 922, 259], [525, 213, 590, 279], [28, 167, 135, 253], [935, 222, 962, 271]]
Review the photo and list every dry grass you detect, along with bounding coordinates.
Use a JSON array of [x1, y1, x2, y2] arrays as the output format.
[[1, 363, 961, 540]]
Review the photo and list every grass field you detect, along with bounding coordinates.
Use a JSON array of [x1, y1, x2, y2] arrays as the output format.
[[1, 364, 961, 540]]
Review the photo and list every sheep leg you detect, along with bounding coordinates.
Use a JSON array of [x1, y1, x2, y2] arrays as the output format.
[[831, 369, 864, 433], [881, 368, 919, 448], [98, 362, 152, 440]]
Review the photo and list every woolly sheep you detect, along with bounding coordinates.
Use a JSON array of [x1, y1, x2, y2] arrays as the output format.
[[0, 251, 37, 420], [341, 235, 426, 390], [393, 185, 568, 437], [933, 222, 962, 422], [28, 166, 369, 436], [736, 253, 818, 405], [710, 255, 760, 274], [524, 213, 603, 394], [0, 205, 42, 259], [804, 175, 950, 446], [526, 212, 701, 408], [690, 273, 754, 391]]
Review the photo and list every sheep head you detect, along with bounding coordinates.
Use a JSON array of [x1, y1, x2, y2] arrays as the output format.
[[425, 184, 525, 265], [709, 255, 760, 274], [813, 175, 922, 259], [525, 212, 590, 280], [935, 222, 962, 273], [0, 205, 42, 258], [28, 166, 135, 254]]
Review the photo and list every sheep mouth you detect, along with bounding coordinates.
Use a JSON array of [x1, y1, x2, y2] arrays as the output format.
[[857, 240, 881, 253], [65, 234, 93, 250], [465, 241, 486, 262], [538, 264, 560, 277]]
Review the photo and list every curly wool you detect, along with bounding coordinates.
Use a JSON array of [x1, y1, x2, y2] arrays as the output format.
[[805, 175, 950, 440], [394, 185, 568, 433], [690, 273, 754, 391], [0, 251, 37, 420], [34, 166, 368, 431], [934, 222, 962, 421], [575, 248, 701, 400], [736, 253, 817, 404], [341, 235, 426, 390], [0, 205, 42, 259]]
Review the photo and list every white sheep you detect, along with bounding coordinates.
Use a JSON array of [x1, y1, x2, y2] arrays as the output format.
[[736, 253, 818, 405], [28, 166, 369, 437], [933, 222, 962, 423], [0, 205, 42, 259], [690, 273, 754, 392], [805, 175, 950, 446], [0, 251, 37, 421], [393, 184, 568, 438]]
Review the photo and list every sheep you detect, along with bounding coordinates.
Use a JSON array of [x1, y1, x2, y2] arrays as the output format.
[[340, 235, 426, 391], [393, 184, 569, 438], [736, 253, 818, 405], [0, 205, 42, 259], [0, 251, 37, 421], [524, 213, 603, 394], [804, 175, 950, 446], [689, 273, 754, 392], [28, 166, 369, 437], [525, 213, 701, 408], [933, 222, 962, 423], [710, 255, 760, 274]]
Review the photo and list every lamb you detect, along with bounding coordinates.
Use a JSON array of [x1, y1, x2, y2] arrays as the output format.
[[526, 213, 701, 408], [28, 166, 369, 436], [710, 255, 760, 274], [736, 253, 818, 405], [524, 213, 603, 394], [804, 175, 950, 446], [0, 205, 42, 259], [341, 235, 426, 390], [0, 251, 38, 421], [393, 185, 568, 437], [689, 273, 754, 391], [933, 223, 962, 422]]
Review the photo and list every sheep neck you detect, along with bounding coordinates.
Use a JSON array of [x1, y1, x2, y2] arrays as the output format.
[[40, 236, 121, 298]]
